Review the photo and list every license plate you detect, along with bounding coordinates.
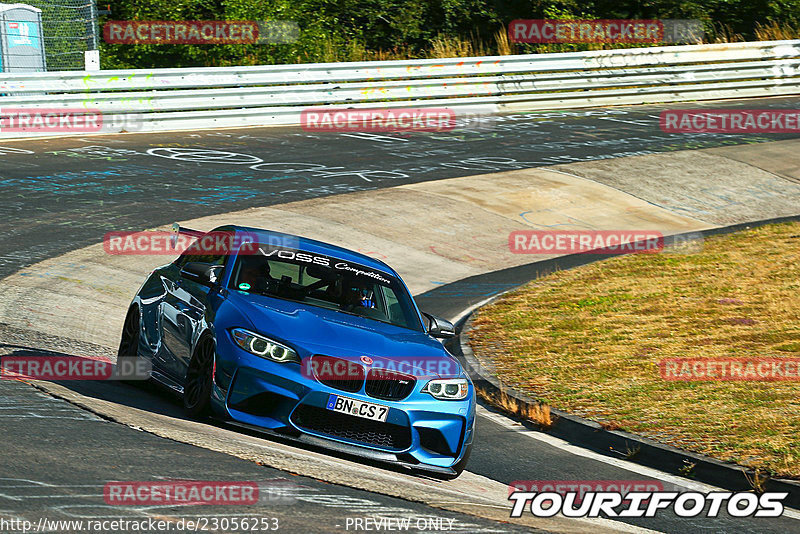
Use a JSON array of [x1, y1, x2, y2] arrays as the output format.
[[326, 394, 389, 422]]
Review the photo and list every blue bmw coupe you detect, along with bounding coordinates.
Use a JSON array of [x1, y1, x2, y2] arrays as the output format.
[[119, 225, 475, 478]]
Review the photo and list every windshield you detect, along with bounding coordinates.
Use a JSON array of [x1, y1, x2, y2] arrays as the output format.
[[228, 244, 423, 331]]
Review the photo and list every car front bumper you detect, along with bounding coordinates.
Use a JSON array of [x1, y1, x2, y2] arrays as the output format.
[[211, 342, 476, 473]]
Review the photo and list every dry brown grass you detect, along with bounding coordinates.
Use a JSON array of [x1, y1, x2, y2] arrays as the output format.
[[755, 21, 800, 41], [429, 33, 490, 59], [476, 385, 554, 429], [469, 222, 800, 478], [709, 23, 745, 43], [744, 467, 769, 493], [494, 28, 515, 56]]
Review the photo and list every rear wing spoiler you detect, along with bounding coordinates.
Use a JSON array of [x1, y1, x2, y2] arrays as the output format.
[[169, 222, 205, 250], [169, 224, 265, 256], [170, 223, 297, 256]]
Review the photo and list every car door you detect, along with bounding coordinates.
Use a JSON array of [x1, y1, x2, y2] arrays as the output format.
[[160, 253, 226, 381]]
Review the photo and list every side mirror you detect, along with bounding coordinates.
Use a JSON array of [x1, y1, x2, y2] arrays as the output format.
[[422, 312, 456, 339], [181, 262, 223, 286]]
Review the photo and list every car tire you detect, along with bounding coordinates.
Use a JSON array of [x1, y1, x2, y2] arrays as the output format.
[[117, 307, 144, 384], [118, 307, 140, 358], [183, 337, 215, 419]]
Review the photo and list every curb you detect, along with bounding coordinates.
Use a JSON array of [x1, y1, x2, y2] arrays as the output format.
[[435, 220, 800, 509]]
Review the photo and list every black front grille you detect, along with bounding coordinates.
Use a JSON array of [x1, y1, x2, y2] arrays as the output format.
[[365, 368, 416, 401], [291, 404, 411, 450], [312, 355, 364, 393]]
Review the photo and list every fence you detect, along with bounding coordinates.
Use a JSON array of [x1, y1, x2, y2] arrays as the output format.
[[25, 0, 98, 71], [1, 39, 799, 137]]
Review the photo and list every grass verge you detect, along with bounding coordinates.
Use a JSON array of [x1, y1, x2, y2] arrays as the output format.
[[469, 222, 800, 478]]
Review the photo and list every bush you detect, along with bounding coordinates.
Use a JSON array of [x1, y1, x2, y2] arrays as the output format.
[[99, 0, 800, 68]]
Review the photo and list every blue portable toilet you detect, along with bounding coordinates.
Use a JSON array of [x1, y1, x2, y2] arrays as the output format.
[[0, 3, 46, 72]]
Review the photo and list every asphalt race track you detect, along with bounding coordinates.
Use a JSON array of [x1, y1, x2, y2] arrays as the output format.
[[2, 98, 800, 533], [3, 96, 800, 280], [0, 371, 533, 534]]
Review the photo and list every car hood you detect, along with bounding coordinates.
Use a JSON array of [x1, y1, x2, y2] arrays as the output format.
[[229, 292, 461, 377]]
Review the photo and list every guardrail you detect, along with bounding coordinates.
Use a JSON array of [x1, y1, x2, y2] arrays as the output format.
[[1, 39, 800, 136]]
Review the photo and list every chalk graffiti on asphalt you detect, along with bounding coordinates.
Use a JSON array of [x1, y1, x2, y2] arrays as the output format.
[[0, 146, 34, 156], [147, 147, 264, 165]]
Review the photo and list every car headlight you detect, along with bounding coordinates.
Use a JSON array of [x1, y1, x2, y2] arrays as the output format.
[[422, 378, 469, 400], [230, 328, 299, 363]]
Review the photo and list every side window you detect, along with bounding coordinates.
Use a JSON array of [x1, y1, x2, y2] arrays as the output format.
[[268, 260, 300, 282], [175, 252, 227, 270], [381, 286, 403, 324]]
